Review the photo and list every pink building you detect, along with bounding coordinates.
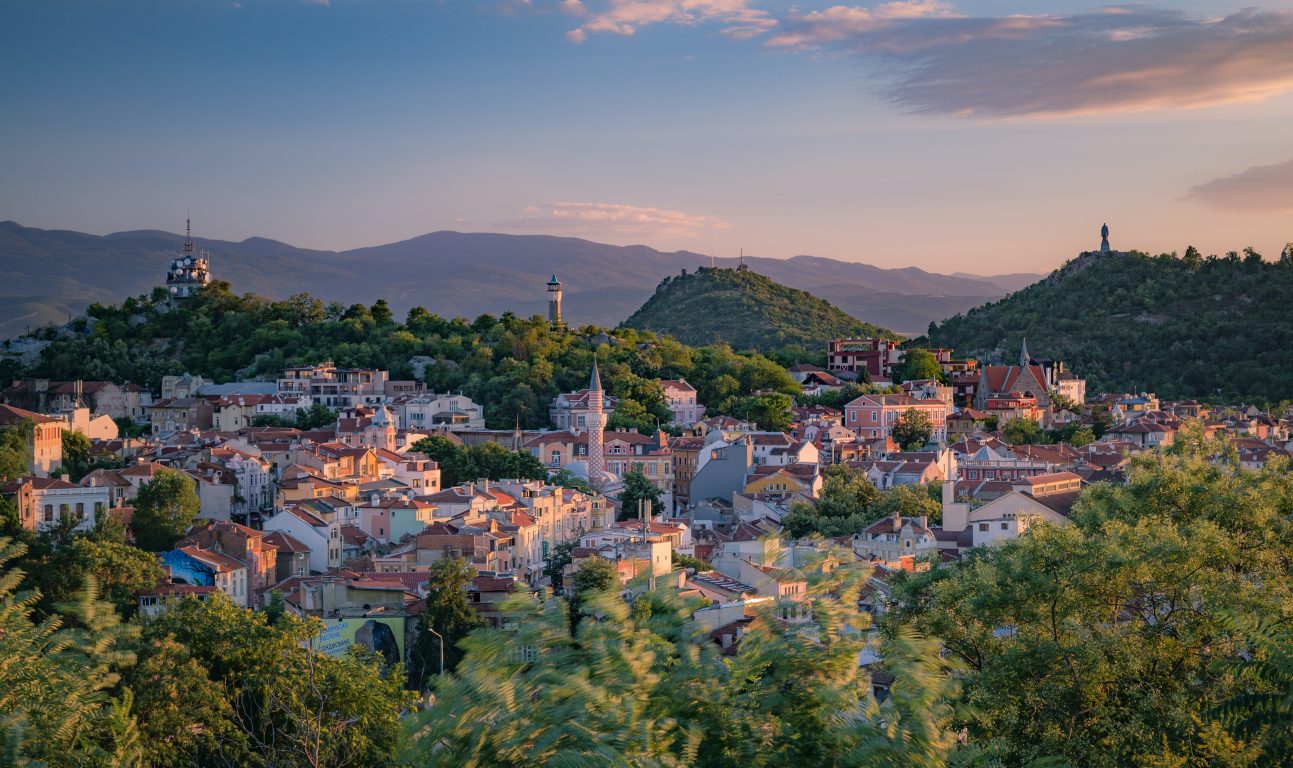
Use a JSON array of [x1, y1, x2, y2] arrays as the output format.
[[843, 394, 949, 443], [659, 379, 704, 426]]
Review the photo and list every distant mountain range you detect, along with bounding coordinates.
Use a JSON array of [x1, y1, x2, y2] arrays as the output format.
[[0, 220, 1040, 336], [623, 267, 895, 353]]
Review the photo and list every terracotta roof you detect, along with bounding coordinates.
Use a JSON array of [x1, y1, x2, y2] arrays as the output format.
[[178, 545, 247, 572], [263, 530, 311, 553], [339, 525, 371, 547], [2, 476, 80, 491], [0, 403, 59, 425]]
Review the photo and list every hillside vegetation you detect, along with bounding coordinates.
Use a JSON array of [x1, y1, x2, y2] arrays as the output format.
[[928, 248, 1293, 401], [622, 267, 896, 358], [5, 282, 802, 431]]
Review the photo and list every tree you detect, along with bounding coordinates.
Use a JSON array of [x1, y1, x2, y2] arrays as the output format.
[[411, 556, 486, 689], [1069, 425, 1096, 447], [0, 422, 32, 483], [895, 348, 942, 383], [1212, 614, 1293, 763], [131, 468, 201, 551], [737, 392, 793, 432], [293, 402, 338, 430], [549, 468, 591, 493], [65, 538, 165, 618], [406, 554, 962, 767], [1000, 416, 1046, 445], [543, 539, 577, 592], [816, 464, 880, 518], [892, 408, 933, 450], [617, 468, 663, 522], [870, 483, 941, 526], [143, 591, 418, 767], [568, 556, 620, 628], [891, 427, 1293, 766], [124, 635, 250, 767], [0, 538, 143, 767]]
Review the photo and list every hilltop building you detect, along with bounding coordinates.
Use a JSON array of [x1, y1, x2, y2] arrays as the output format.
[[165, 217, 212, 307]]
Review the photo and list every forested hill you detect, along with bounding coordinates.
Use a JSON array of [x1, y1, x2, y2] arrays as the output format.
[[7, 283, 805, 431], [622, 267, 896, 356], [927, 248, 1293, 401]]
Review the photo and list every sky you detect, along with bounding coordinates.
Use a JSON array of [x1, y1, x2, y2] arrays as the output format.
[[2, 0, 1291, 274]]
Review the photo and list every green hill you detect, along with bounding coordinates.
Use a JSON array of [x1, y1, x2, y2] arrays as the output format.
[[927, 247, 1293, 401], [621, 267, 896, 356]]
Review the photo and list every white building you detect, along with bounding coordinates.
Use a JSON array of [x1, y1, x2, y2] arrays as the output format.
[[3, 476, 110, 534], [393, 392, 485, 431]]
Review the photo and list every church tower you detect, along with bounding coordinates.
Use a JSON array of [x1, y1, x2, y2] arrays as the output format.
[[547, 275, 563, 325], [1019, 337, 1031, 368], [366, 404, 397, 453], [586, 359, 606, 484]]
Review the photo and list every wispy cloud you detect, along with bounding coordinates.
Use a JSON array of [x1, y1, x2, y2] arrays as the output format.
[[566, 0, 775, 43], [505, 201, 729, 238], [1187, 159, 1293, 212], [766, 1, 955, 49], [781, 6, 1293, 118], [559, 2, 1293, 118]]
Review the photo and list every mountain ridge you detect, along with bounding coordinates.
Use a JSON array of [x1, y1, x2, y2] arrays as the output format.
[[0, 220, 1039, 336]]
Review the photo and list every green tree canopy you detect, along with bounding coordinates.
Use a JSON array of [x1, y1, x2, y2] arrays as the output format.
[[131, 468, 201, 552], [617, 468, 663, 522], [411, 556, 486, 689], [892, 408, 933, 450], [1000, 417, 1046, 445], [895, 348, 942, 383], [891, 426, 1293, 766]]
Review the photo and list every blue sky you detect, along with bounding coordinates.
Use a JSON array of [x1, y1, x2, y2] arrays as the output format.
[[3, 0, 1291, 273]]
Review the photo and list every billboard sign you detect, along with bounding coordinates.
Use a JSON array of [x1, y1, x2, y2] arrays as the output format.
[[316, 617, 406, 667]]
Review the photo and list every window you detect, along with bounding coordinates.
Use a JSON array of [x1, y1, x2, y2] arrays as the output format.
[[76, 503, 85, 520], [59, 504, 70, 519], [43, 505, 54, 522], [978, 523, 989, 532], [1001, 522, 1009, 530]]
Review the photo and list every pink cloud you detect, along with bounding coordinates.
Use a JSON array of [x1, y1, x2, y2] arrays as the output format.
[[1188, 159, 1293, 213], [766, 1, 955, 49], [568, 0, 775, 41], [505, 201, 729, 238]]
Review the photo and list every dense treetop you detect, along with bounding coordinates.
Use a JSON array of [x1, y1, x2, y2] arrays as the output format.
[[927, 248, 1293, 401], [622, 267, 895, 360], [10, 282, 801, 431]]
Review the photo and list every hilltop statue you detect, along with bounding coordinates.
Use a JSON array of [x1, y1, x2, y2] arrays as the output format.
[[1100, 223, 1111, 253]]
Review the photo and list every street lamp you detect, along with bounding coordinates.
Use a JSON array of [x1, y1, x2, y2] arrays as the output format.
[[425, 626, 444, 677]]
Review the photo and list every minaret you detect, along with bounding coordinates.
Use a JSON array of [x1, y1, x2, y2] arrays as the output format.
[[1100, 223, 1111, 253], [547, 275, 563, 325], [586, 359, 606, 483]]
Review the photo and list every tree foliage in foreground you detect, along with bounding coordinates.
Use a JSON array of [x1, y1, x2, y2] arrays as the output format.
[[891, 425, 1293, 767], [405, 553, 960, 767]]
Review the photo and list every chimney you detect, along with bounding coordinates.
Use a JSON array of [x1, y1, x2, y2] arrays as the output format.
[[478, 478, 489, 493], [919, 515, 928, 530]]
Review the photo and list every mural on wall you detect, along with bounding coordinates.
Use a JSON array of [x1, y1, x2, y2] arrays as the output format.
[[316, 617, 405, 666]]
